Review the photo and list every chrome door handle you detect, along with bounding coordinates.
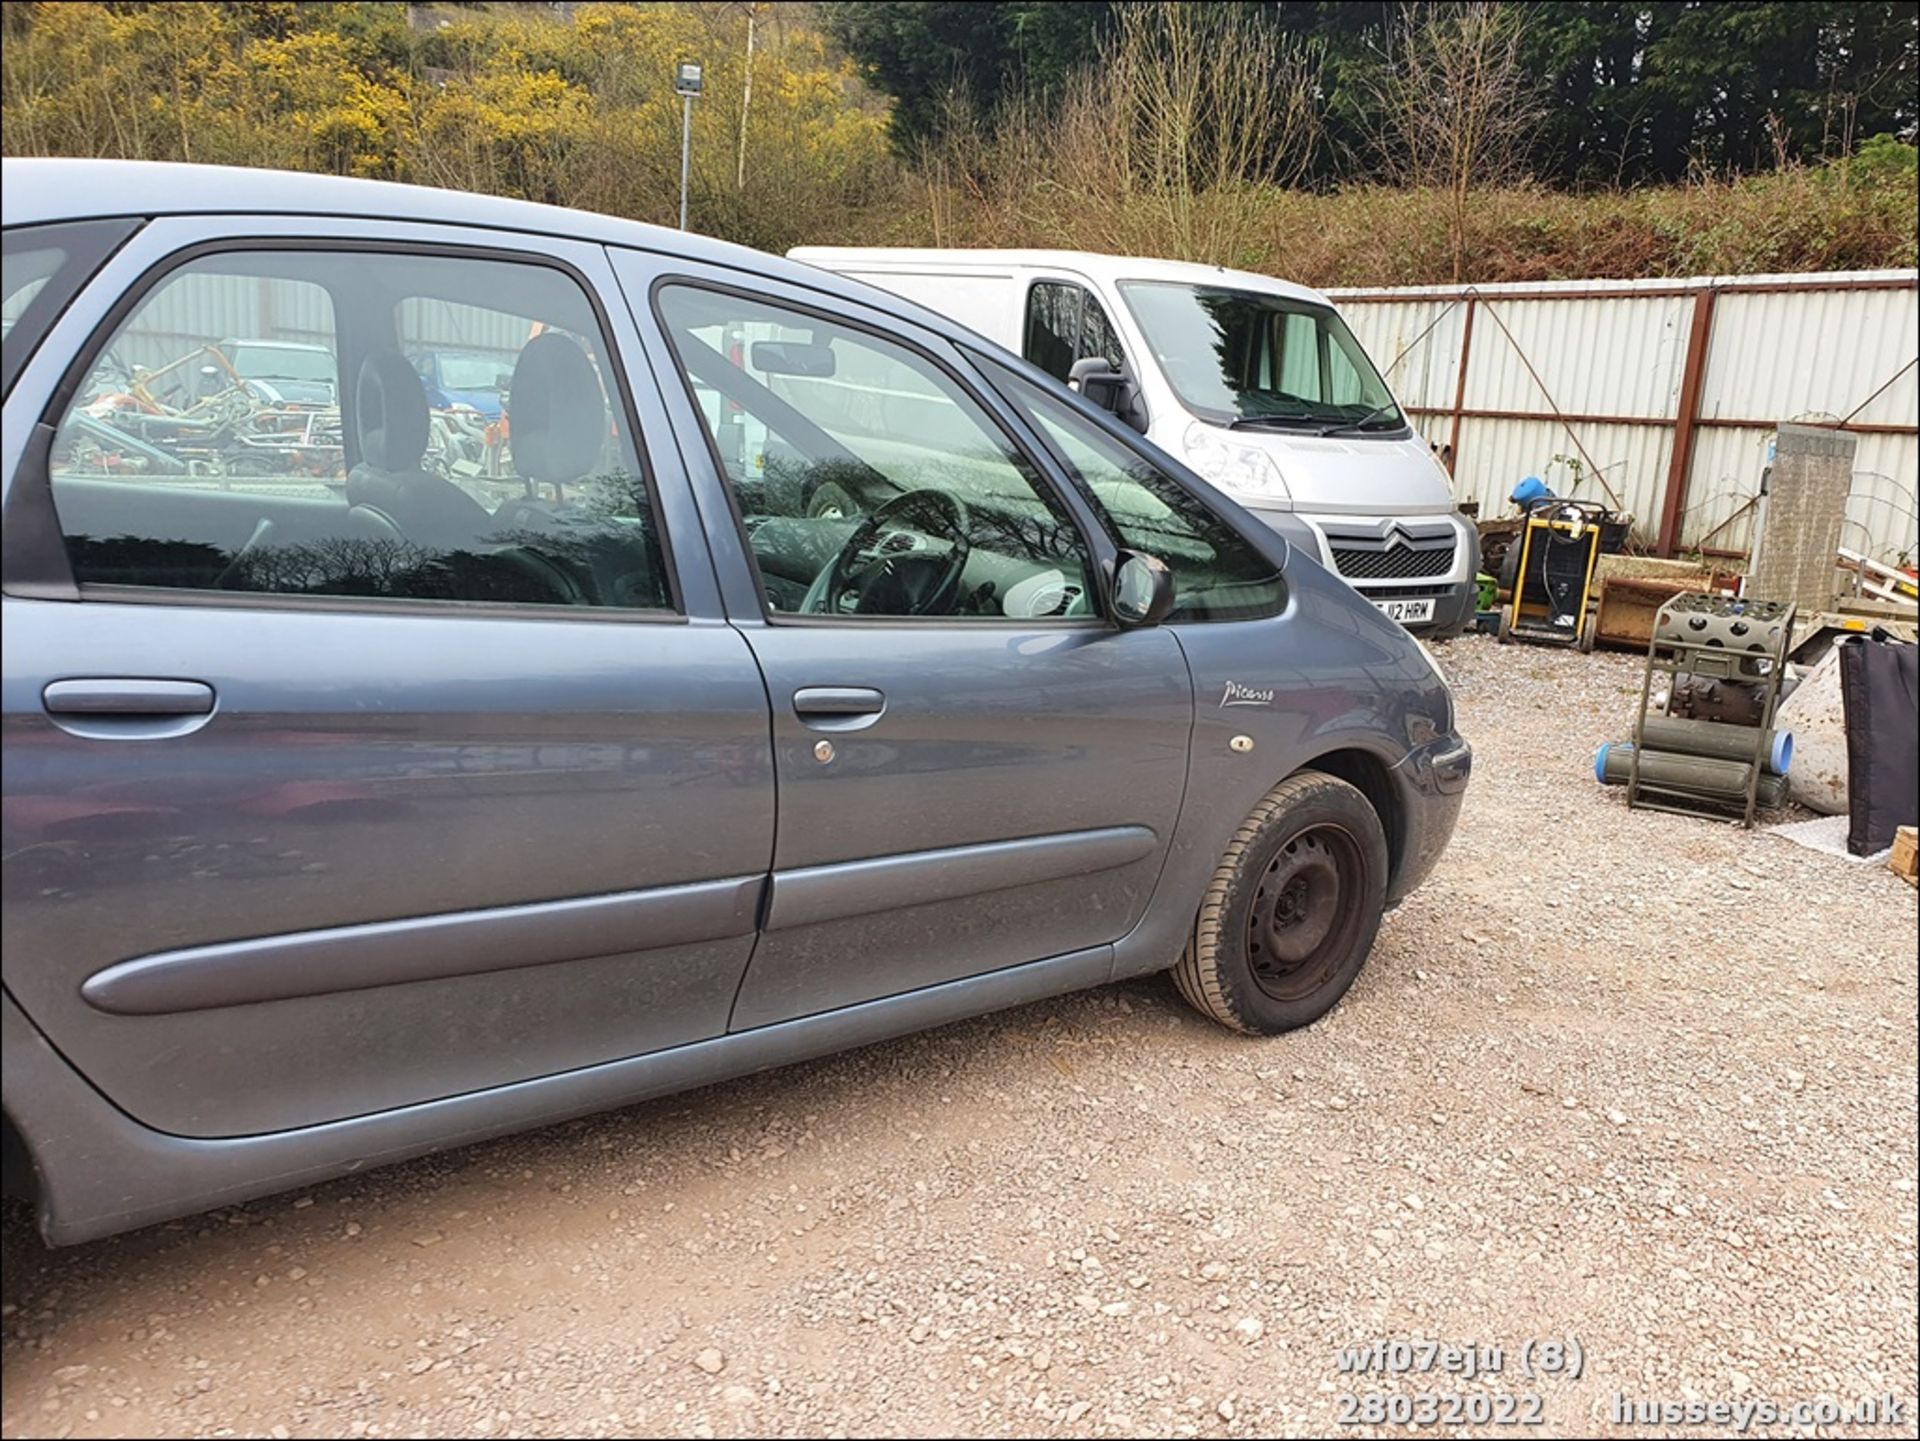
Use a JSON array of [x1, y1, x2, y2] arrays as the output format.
[[44, 679, 215, 715], [42, 679, 217, 740], [792, 686, 886, 731]]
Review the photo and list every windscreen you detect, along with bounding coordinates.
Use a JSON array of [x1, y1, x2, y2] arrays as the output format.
[[1118, 280, 1403, 433]]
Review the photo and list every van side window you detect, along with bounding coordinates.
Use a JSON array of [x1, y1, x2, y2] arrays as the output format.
[[1079, 293, 1124, 371], [1023, 281, 1127, 385], [1023, 282, 1081, 382], [979, 355, 1286, 623], [46, 250, 672, 611]]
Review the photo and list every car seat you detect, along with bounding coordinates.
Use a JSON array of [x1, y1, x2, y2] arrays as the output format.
[[344, 349, 494, 548], [493, 333, 607, 528]]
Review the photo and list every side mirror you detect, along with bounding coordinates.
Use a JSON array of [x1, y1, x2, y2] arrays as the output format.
[[1068, 356, 1149, 436], [751, 341, 836, 378], [1111, 549, 1176, 627], [1069, 355, 1124, 409]]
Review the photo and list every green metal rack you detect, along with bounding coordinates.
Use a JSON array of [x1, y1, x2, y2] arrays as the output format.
[[1627, 594, 1796, 828]]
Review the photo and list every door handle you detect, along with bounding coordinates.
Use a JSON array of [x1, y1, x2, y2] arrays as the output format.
[[792, 686, 886, 732], [43, 679, 216, 740], [44, 679, 215, 715]]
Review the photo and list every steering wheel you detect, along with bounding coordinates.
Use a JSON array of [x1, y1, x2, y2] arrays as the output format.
[[801, 489, 971, 617]]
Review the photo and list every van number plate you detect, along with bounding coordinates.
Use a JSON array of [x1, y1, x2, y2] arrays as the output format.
[[1372, 597, 1436, 624]]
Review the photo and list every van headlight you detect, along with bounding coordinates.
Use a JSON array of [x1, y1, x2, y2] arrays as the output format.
[[1182, 422, 1291, 500]]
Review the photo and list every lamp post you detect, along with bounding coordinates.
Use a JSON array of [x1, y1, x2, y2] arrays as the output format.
[[674, 61, 703, 231]]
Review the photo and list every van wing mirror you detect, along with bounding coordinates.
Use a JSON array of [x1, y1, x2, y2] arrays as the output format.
[[1111, 549, 1176, 627], [1069, 355, 1123, 407], [751, 341, 836, 378], [1068, 356, 1148, 435]]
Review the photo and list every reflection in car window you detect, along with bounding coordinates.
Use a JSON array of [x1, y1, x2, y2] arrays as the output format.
[[46, 250, 671, 611], [3, 220, 141, 397], [656, 284, 1095, 622], [2, 247, 61, 341], [1023, 282, 1080, 382], [1080, 293, 1125, 371], [980, 356, 1287, 623], [1023, 281, 1126, 384]]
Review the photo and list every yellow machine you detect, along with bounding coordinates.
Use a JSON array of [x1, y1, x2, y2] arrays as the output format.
[[1497, 498, 1608, 647]]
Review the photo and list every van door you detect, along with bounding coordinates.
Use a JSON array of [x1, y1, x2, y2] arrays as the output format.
[[0, 218, 774, 1138], [624, 257, 1193, 1030]]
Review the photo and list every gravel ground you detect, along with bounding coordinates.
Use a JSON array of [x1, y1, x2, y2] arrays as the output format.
[[4, 634, 1916, 1440]]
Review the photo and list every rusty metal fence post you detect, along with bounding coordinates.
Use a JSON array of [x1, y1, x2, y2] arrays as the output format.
[[1445, 297, 1476, 477], [1656, 287, 1718, 556]]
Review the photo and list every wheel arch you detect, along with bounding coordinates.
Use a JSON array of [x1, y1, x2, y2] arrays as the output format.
[[1292, 746, 1404, 892]]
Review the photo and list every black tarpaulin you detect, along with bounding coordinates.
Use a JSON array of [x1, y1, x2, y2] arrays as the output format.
[[1839, 634, 1919, 856]]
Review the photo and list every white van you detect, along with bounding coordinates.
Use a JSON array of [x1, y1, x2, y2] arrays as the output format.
[[787, 247, 1479, 635]]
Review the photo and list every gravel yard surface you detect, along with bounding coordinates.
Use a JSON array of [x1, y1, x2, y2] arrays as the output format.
[[4, 635, 1916, 1439]]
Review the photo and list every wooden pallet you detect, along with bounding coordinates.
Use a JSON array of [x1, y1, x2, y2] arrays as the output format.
[[1892, 826, 1918, 887]]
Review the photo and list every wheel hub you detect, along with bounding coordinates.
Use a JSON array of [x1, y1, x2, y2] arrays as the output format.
[[1247, 827, 1359, 997]]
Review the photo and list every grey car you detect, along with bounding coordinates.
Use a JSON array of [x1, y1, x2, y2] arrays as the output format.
[[1, 160, 1470, 1246]]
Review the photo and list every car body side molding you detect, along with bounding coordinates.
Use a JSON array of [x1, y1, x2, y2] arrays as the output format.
[[79, 875, 766, 1016], [10, 945, 1113, 1244], [764, 826, 1157, 931]]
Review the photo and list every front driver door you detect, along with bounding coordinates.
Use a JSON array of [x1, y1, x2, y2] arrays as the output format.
[[632, 264, 1192, 1030]]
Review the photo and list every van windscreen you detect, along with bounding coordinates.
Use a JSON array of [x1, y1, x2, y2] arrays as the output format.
[[1117, 281, 1403, 434]]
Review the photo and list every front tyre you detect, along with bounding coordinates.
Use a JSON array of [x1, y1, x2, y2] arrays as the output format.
[[1173, 771, 1390, 1034]]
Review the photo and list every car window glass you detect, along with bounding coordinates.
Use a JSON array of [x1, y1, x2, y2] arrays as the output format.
[[1327, 341, 1368, 405], [657, 284, 1095, 622], [1079, 292, 1125, 371], [979, 356, 1286, 623], [3, 219, 140, 397], [1118, 281, 1400, 428], [1276, 311, 1320, 400], [47, 250, 671, 611], [1022, 282, 1081, 382], [2, 247, 62, 340]]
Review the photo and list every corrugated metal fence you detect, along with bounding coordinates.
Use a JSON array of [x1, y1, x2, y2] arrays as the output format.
[[116, 274, 528, 380], [1330, 270, 1919, 564]]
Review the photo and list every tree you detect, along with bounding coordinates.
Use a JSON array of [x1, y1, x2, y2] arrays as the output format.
[[819, 0, 1111, 153], [923, 1, 1323, 264], [825, 1, 1920, 188], [1366, 2, 1546, 280]]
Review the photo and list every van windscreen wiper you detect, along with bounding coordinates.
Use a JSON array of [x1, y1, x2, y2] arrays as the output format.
[[1314, 404, 1405, 437], [1225, 413, 1324, 431]]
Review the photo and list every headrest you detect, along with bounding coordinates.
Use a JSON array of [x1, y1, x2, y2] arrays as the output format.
[[509, 333, 606, 484], [355, 349, 430, 471]]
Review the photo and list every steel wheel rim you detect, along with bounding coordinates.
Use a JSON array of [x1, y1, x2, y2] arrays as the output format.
[[1246, 824, 1364, 1002]]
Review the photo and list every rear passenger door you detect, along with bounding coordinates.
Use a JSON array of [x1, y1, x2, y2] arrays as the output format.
[[0, 217, 774, 1139]]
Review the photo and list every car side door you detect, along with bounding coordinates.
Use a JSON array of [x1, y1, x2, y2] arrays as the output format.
[[0, 216, 774, 1139], [615, 254, 1196, 1030]]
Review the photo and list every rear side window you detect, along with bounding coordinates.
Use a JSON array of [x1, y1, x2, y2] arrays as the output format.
[[45, 248, 673, 612], [979, 356, 1286, 623], [2, 219, 140, 397]]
